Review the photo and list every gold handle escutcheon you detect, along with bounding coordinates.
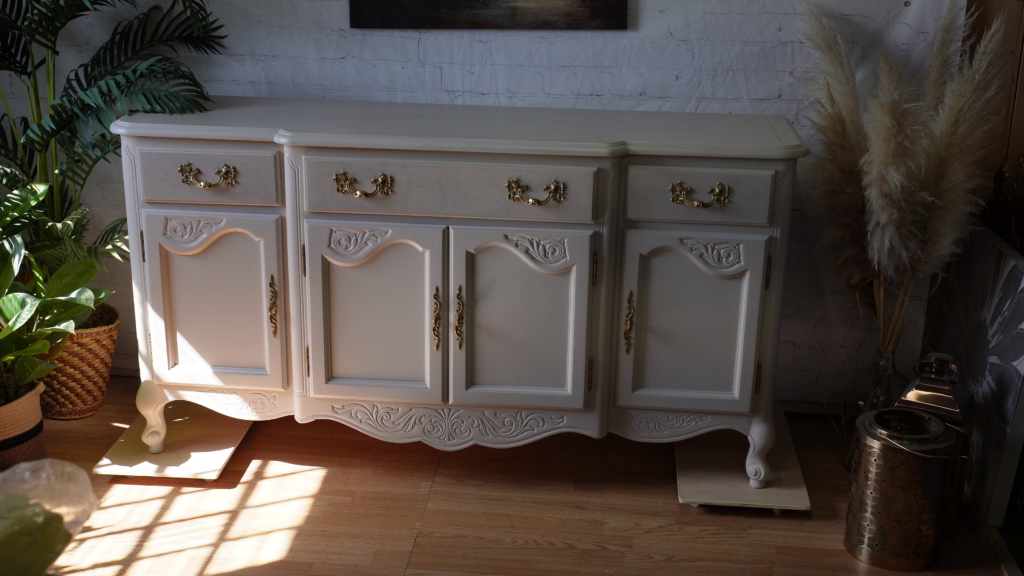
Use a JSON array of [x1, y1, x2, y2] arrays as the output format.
[[334, 171, 394, 198], [454, 285, 465, 351], [432, 286, 442, 351], [268, 275, 279, 338], [506, 178, 566, 206], [178, 163, 238, 189], [670, 182, 730, 208], [623, 290, 634, 354]]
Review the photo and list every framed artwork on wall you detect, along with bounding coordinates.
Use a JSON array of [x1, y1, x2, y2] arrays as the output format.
[[350, 0, 627, 30], [934, 225, 1024, 526]]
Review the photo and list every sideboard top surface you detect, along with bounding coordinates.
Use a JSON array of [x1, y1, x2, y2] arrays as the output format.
[[112, 96, 808, 160]]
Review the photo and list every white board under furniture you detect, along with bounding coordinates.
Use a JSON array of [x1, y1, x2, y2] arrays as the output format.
[[112, 97, 807, 488]]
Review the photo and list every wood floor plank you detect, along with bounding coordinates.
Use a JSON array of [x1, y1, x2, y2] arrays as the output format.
[[43, 380, 1012, 576]]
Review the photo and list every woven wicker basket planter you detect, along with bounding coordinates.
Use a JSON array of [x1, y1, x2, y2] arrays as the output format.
[[0, 382, 45, 471], [40, 303, 121, 420]]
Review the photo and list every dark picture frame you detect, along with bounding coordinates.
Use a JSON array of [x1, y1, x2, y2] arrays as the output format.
[[350, 0, 627, 30]]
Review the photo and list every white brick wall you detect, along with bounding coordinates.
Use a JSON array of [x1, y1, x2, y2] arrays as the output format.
[[1, 0, 951, 405]]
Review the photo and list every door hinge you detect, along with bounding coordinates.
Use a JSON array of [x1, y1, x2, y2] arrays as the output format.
[[301, 244, 307, 277], [764, 255, 772, 290], [591, 252, 598, 286], [140, 231, 145, 262], [305, 346, 310, 377], [754, 362, 763, 395], [587, 357, 594, 390], [147, 332, 153, 363]]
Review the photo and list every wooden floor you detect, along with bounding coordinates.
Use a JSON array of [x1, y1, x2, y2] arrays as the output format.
[[42, 377, 1007, 576]]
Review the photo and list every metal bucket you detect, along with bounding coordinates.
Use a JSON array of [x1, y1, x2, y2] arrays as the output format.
[[844, 408, 956, 571]]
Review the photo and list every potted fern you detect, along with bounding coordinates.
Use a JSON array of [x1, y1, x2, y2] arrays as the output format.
[[0, 0, 225, 418], [801, 1, 1008, 461]]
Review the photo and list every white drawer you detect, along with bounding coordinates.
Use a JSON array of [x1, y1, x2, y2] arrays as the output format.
[[626, 165, 774, 225], [136, 141, 281, 206], [303, 156, 597, 222]]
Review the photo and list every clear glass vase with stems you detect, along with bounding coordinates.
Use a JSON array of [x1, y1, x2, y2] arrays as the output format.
[[840, 350, 910, 468]]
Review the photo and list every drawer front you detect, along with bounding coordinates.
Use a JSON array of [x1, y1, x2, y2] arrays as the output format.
[[137, 144, 281, 206], [626, 165, 774, 225], [304, 157, 596, 222]]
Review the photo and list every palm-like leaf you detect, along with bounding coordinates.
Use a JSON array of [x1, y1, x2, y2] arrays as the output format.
[[22, 55, 210, 154], [0, 114, 35, 173], [0, 164, 29, 191], [63, 1, 222, 96], [22, 0, 137, 52], [0, 1, 32, 76]]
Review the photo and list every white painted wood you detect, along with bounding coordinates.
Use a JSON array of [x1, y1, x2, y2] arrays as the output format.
[[626, 165, 775, 225], [111, 96, 809, 160], [304, 221, 445, 404], [142, 210, 286, 390], [137, 140, 281, 206], [117, 97, 807, 489], [303, 156, 597, 222], [449, 226, 593, 410], [616, 229, 768, 414]]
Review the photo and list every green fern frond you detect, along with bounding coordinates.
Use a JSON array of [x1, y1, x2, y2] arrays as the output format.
[[22, 0, 137, 52], [62, 4, 223, 97], [0, 1, 32, 76], [22, 55, 209, 153], [0, 164, 29, 191], [0, 114, 33, 170]]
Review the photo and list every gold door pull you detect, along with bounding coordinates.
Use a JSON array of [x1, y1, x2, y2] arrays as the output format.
[[179, 163, 238, 189], [670, 182, 730, 208], [454, 285, 465, 351], [268, 275, 279, 338], [506, 178, 566, 206], [334, 171, 394, 198], [623, 290, 635, 354], [432, 287, 442, 351]]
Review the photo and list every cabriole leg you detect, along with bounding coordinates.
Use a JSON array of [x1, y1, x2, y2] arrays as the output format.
[[745, 415, 775, 488], [136, 380, 170, 454]]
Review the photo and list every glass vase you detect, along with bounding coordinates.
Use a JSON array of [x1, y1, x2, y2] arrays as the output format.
[[841, 351, 910, 468]]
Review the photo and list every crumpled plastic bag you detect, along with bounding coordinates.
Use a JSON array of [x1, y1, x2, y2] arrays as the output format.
[[0, 459, 99, 576], [0, 459, 97, 536]]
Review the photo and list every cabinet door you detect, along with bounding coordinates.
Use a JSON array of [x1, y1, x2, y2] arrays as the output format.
[[305, 221, 444, 403], [450, 227, 593, 410], [616, 229, 768, 413], [142, 211, 285, 390]]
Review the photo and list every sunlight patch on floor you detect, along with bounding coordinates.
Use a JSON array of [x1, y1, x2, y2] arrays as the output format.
[[52, 460, 327, 576]]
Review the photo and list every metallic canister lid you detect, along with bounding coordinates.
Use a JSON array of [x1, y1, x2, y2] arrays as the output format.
[[857, 408, 956, 454]]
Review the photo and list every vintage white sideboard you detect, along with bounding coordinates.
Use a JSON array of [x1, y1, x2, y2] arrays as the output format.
[[113, 96, 807, 488]]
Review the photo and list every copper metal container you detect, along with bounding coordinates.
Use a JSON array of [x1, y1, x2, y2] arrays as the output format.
[[845, 408, 956, 572]]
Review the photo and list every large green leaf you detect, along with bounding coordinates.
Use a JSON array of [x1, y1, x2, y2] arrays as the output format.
[[1, 337, 48, 362], [0, 235, 25, 295], [0, 291, 39, 337], [43, 259, 97, 298], [0, 181, 46, 227], [13, 355, 55, 385], [22, 0, 136, 52]]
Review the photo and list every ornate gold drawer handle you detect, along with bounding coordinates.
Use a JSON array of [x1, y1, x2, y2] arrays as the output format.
[[334, 171, 394, 198], [623, 290, 635, 354], [454, 285, 465, 351], [432, 286, 442, 351], [178, 162, 237, 189], [670, 182, 730, 208], [268, 275, 279, 338], [506, 178, 566, 206]]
